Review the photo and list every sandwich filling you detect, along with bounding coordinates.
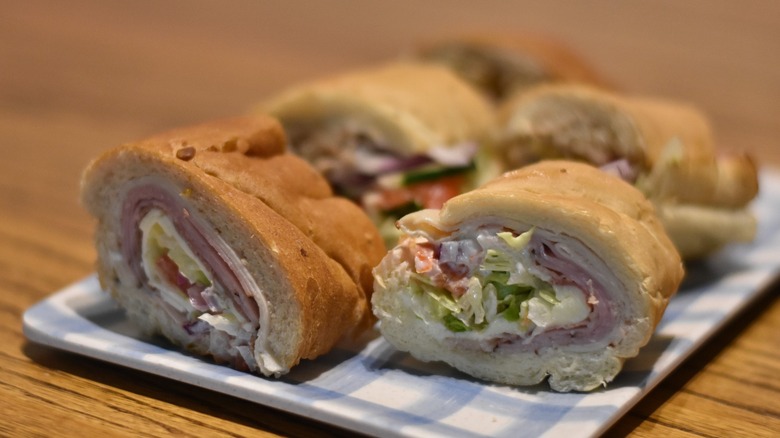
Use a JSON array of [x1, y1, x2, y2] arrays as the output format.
[[287, 124, 480, 244], [374, 223, 620, 352], [119, 178, 283, 375]]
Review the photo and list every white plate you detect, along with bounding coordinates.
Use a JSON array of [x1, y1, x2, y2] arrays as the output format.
[[23, 171, 780, 438]]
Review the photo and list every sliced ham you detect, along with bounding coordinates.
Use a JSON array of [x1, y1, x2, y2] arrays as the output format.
[[121, 179, 260, 324]]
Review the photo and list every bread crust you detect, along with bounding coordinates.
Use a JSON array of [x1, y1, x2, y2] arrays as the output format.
[[259, 62, 496, 155], [81, 115, 385, 374]]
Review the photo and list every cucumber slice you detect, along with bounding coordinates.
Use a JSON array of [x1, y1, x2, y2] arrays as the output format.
[[402, 161, 475, 185]]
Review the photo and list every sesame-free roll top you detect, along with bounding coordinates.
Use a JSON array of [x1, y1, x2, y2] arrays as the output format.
[[80, 115, 385, 376], [372, 160, 683, 392]]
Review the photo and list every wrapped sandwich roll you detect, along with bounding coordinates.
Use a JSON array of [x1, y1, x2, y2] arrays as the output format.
[[372, 161, 684, 392], [80, 116, 386, 376], [497, 84, 759, 259], [413, 33, 609, 102], [258, 62, 498, 246]]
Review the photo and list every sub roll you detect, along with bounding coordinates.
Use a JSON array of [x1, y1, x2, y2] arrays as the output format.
[[258, 62, 498, 246], [80, 116, 385, 376], [372, 161, 684, 392], [413, 34, 609, 102], [497, 84, 759, 259]]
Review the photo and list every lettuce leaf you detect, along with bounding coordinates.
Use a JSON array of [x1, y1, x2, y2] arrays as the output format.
[[406, 226, 587, 334], [443, 314, 469, 332]]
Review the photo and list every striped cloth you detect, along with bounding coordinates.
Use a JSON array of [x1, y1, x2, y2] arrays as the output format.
[[24, 171, 780, 438]]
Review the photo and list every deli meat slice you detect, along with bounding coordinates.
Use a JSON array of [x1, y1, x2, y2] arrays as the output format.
[[81, 115, 385, 376], [372, 160, 684, 392]]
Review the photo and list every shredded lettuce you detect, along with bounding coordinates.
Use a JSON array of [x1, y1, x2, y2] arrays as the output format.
[[442, 314, 469, 332], [481, 249, 513, 272], [424, 287, 460, 315], [500, 294, 522, 321], [406, 226, 589, 334], [458, 277, 486, 324]]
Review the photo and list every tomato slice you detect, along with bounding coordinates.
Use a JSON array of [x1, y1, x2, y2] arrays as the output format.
[[413, 174, 465, 209], [156, 252, 192, 293], [373, 174, 466, 212]]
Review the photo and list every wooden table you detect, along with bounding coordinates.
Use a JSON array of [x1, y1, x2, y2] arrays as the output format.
[[2, 1, 778, 436]]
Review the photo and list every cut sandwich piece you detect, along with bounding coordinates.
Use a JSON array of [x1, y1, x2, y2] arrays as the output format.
[[257, 62, 499, 246], [80, 115, 386, 376], [412, 33, 610, 102], [372, 160, 684, 392], [497, 83, 759, 259]]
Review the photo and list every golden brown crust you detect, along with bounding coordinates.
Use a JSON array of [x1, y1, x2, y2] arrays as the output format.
[[259, 62, 496, 155], [135, 115, 289, 158], [81, 115, 385, 371], [414, 33, 611, 100]]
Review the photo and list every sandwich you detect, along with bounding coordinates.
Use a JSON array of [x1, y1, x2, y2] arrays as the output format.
[[258, 62, 498, 246], [372, 160, 684, 392], [497, 84, 759, 258], [80, 115, 386, 376]]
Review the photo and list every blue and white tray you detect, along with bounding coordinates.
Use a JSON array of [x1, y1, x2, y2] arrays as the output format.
[[23, 171, 780, 437]]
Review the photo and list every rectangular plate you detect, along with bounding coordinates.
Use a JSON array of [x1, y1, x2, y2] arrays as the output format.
[[23, 171, 780, 437]]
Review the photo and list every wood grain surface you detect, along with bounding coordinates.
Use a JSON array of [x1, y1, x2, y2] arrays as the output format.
[[2, 1, 779, 436]]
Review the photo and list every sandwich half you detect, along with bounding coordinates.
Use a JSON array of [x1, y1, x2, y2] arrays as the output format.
[[372, 160, 684, 392], [497, 84, 759, 258], [80, 115, 386, 376], [258, 62, 498, 246]]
